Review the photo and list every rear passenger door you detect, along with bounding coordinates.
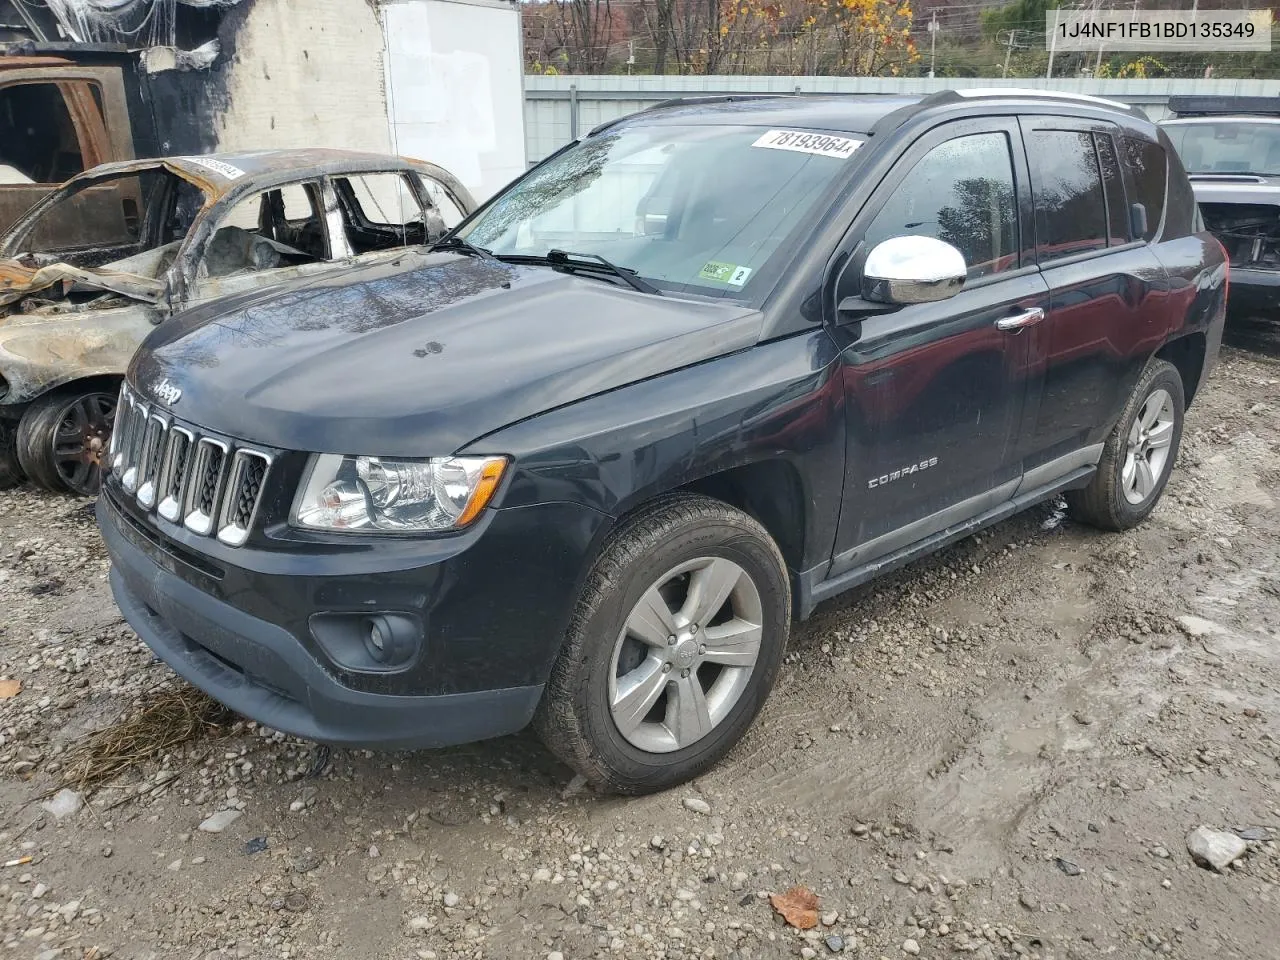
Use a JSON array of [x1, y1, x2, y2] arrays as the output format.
[[1015, 117, 1169, 480]]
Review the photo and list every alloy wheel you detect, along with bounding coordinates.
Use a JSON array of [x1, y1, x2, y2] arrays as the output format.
[[51, 392, 116, 495], [608, 556, 763, 753], [1122, 387, 1175, 505]]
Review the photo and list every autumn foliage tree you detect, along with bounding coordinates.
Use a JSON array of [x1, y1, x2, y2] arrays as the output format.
[[524, 0, 918, 76]]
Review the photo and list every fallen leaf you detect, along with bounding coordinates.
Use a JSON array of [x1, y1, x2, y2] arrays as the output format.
[[769, 884, 820, 929], [0, 679, 19, 699]]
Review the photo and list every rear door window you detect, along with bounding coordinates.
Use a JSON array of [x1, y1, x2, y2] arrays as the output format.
[[1120, 137, 1167, 241], [1028, 130, 1109, 264], [1095, 133, 1130, 246]]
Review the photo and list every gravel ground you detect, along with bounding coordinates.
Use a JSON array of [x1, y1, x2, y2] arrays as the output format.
[[1, 344, 1278, 960]]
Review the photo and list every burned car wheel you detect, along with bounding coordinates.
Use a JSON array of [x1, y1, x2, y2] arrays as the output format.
[[0, 421, 22, 489], [17, 387, 118, 496], [535, 494, 790, 795]]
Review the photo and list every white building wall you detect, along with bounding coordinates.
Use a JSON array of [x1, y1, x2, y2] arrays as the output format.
[[213, 0, 394, 155]]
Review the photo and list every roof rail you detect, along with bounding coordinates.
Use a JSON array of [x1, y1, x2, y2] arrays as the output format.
[[919, 87, 1143, 115], [1167, 95, 1280, 117], [588, 94, 793, 138]]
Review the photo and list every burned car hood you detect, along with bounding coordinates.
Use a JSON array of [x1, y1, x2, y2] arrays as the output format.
[[131, 252, 764, 456], [0, 257, 164, 310]]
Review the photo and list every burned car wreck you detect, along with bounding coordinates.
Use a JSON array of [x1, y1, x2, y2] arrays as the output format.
[[1162, 96, 1280, 325], [0, 149, 474, 494]]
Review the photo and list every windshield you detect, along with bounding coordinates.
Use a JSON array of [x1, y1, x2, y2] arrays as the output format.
[[1163, 121, 1280, 176], [459, 123, 863, 297]]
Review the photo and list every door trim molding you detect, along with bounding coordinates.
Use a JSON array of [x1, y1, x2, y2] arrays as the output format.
[[1014, 443, 1103, 497], [797, 444, 1103, 619], [827, 477, 1019, 580]]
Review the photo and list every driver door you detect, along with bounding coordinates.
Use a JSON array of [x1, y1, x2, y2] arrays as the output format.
[[826, 118, 1050, 575]]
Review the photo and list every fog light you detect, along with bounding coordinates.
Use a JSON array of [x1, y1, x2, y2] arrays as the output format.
[[367, 618, 388, 661], [310, 611, 423, 673]]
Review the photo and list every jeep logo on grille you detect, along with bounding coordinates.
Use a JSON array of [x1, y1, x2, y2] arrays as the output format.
[[151, 379, 183, 406]]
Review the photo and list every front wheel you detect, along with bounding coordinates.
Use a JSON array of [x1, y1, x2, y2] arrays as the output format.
[[1067, 359, 1185, 531], [535, 494, 791, 795], [16, 387, 118, 496]]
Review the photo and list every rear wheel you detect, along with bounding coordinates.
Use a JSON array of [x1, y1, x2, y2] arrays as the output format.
[[16, 387, 118, 496], [535, 494, 790, 795], [0, 420, 23, 489], [1067, 359, 1185, 531]]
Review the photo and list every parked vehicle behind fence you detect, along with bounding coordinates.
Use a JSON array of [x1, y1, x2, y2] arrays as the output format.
[[0, 150, 474, 495], [98, 90, 1226, 794]]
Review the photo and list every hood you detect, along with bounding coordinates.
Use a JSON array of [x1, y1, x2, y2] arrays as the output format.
[[0, 258, 163, 310], [1188, 175, 1280, 207], [131, 252, 763, 456]]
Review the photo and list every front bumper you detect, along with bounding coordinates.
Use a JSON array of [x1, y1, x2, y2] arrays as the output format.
[[98, 485, 608, 749], [1227, 266, 1280, 319]]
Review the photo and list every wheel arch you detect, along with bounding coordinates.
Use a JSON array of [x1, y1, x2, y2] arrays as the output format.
[[1154, 331, 1206, 407]]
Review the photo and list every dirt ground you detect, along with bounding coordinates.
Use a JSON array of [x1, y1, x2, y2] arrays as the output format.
[[1, 342, 1278, 960]]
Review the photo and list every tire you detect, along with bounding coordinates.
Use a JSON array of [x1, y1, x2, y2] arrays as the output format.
[[1067, 359, 1185, 532], [535, 493, 791, 795], [0, 420, 23, 489], [16, 387, 118, 496]]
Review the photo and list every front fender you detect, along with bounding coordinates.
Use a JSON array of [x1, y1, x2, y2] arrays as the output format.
[[461, 330, 847, 574], [0, 302, 154, 405]]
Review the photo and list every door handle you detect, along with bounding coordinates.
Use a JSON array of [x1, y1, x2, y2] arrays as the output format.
[[996, 307, 1045, 331]]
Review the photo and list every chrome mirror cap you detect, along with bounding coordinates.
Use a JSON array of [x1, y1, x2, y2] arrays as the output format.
[[863, 235, 967, 305]]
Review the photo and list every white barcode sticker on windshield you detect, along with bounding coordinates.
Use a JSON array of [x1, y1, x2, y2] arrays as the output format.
[[752, 129, 862, 159]]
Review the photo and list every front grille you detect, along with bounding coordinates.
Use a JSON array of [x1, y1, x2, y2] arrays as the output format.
[[110, 383, 273, 546]]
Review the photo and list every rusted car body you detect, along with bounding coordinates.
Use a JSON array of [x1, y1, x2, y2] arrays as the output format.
[[0, 55, 137, 237], [0, 149, 475, 494]]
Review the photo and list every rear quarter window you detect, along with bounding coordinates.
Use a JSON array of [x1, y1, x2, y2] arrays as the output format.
[[1120, 136, 1167, 241], [1155, 129, 1198, 239]]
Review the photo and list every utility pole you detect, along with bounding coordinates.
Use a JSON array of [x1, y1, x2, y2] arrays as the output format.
[[928, 12, 938, 78], [999, 28, 1023, 77], [1046, 5, 1062, 78]]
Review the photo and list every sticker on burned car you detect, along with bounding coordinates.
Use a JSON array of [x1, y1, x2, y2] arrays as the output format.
[[751, 130, 863, 160], [180, 157, 247, 181]]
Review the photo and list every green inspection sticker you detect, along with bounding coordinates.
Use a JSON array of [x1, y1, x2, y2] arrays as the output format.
[[698, 261, 753, 286]]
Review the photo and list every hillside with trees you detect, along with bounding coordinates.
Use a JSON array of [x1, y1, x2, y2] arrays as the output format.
[[522, 0, 1280, 78]]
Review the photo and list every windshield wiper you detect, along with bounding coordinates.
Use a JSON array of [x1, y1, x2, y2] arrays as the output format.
[[428, 235, 501, 264], [545, 248, 662, 295]]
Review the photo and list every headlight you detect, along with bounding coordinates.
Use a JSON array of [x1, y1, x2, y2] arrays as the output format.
[[292, 454, 508, 532]]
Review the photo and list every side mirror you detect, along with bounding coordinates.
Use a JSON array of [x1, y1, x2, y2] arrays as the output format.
[[1130, 202, 1149, 240], [862, 235, 967, 305]]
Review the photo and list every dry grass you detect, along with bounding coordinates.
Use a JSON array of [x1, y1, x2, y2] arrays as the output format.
[[60, 684, 233, 793]]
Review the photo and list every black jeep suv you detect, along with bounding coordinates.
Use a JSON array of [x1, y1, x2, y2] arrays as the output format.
[[98, 89, 1226, 794]]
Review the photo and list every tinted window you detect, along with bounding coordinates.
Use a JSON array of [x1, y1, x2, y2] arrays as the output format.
[[863, 132, 1019, 279], [1030, 131, 1108, 263], [1121, 137, 1167, 241], [1095, 134, 1129, 245]]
